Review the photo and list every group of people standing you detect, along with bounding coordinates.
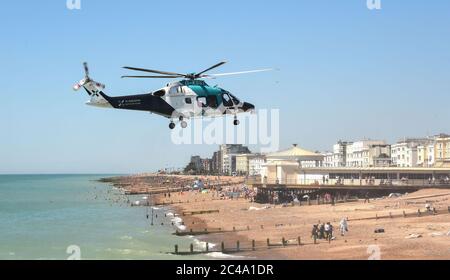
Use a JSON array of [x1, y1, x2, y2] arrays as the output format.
[[311, 218, 349, 243]]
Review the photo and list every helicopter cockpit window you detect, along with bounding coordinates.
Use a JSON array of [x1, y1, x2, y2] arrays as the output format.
[[222, 93, 233, 107], [206, 95, 218, 108], [229, 94, 240, 105], [185, 98, 192, 104], [169, 86, 182, 95], [197, 97, 208, 108]]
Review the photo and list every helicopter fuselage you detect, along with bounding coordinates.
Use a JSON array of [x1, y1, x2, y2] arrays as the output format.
[[83, 79, 255, 120]]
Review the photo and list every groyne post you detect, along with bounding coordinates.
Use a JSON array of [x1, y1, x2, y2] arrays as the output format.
[[298, 237, 301, 246], [403, 211, 406, 218], [282, 237, 286, 247], [206, 243, 209, 253], [267, 238, 270, 247], [252, 240, 256, 251], [236, 241, 240, 252], [190, 243, 194, 253], [174, 245, 178, 254], [221, 242, 225, 253]]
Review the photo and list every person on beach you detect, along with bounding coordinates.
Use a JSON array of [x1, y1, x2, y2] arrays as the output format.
[[324, 222, 330, 239], [328, 223, 334, 242], [319, 223, 325, 239], [364, 192, 370, 203], [311, 225, 319, 243], [339, 218, 348, 236], [325, 222, 333, 242]]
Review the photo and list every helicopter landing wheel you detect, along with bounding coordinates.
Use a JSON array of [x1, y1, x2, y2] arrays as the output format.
[[233, 119, 240, 126], [179, 116, 184, 121], [180, 121, 188, 129], [169, 122, 176, 130]]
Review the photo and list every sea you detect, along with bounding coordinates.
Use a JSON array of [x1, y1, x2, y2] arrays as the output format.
[[0, 174, 213, 260]]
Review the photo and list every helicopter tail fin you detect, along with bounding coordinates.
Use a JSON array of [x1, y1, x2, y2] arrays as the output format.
[[73, 63, 113, 108]]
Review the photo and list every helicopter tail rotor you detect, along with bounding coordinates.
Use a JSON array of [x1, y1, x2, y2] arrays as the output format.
[[73, 62, 105, 91]]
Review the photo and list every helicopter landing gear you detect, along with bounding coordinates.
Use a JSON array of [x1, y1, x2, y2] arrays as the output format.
[[177, 116, 188, 129], [169, 122, 176, 130], [233, 117, 240, 126]]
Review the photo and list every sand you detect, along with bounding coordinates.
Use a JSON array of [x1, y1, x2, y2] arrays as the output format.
[[105, 174, 450, 260]]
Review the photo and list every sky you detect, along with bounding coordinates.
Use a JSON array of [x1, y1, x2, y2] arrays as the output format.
[[1, 0, 449, 174]]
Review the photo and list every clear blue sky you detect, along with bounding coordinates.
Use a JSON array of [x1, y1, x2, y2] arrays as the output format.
[[1, 1, 449, 174]]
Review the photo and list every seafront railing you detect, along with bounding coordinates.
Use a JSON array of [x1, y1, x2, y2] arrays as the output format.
[[246, 178, 450, 188]]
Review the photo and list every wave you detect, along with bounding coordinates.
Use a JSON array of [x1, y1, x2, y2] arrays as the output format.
[[188, 236, 216, 251], [119, 235, 133, 240], [206, 252, 245, 259], [171, 216, 186, 230]]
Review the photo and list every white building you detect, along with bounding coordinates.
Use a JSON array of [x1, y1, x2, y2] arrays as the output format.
[[249, 155, 266, 176], [323, 141, 352, 167], [266, 144, 324, 169], [417, 144, 435, 167], [391, 138, 429, 167], [323, 152, 334, 167], [220, 144, 251, 175], [346, 140, 386, 167]]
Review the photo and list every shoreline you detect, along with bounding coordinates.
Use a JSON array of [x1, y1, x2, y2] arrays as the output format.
[[101, 174, 450, 260]]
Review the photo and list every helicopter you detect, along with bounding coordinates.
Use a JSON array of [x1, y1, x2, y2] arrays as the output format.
[[73, 62, 273, 129]]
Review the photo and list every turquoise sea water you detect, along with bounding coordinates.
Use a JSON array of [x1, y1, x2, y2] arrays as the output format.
[[0, 175, 205, 260]]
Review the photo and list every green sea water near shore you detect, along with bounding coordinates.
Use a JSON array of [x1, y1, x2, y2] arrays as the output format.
[[0, 174, 206, 260]]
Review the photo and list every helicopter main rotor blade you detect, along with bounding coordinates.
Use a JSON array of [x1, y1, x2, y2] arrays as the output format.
[[202, 68, 275, 78], [195, 61, 227, 77], [121, 75, 184, 79], [123, 66, 185, 77]]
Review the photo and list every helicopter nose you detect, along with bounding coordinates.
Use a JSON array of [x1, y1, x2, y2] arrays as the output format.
[[241, 102, 255, 112]]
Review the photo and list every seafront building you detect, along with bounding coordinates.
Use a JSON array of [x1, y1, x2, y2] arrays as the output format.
[[391, 138, 428, 167], [249, 155, 266, 176], [323, 141, 352, 168], [219, 144, 252, 175], [345, 140, 386, 167], [368, 144, 392, 167], [417, 143, 435, 167], [236, 153, 265, 176], [184, 133, 450, 176], [434, 134, 450, 167]]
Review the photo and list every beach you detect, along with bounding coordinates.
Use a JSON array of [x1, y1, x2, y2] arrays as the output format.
[[104, 174, 450, 260]]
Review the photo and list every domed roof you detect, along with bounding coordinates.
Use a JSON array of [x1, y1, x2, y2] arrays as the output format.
[[267, 144, 323, 158]]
